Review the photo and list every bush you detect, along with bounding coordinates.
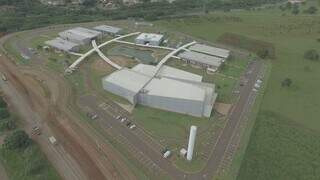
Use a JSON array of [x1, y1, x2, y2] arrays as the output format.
[[304, 6, 318, 14], [281, 78, 292, 87], [304, 49, 319, 61], [0, 98, 7, 108], [4, 130, 31, 150], [0, 118, 16, 131], [0, 108, 10, 119]]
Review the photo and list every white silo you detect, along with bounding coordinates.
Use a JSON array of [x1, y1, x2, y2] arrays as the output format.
[[187, 125, 197, 161]]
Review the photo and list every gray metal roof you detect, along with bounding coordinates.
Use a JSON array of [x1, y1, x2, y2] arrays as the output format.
[[132, 64, 203, 82], [45, 37, 79, 52], [59, 27, 101, 41], [103, 68, 151, 94], [93, 25, 122, 34], [189, 44, 230, 59], [178, 51, 223, 68], [143, 77, 206, 101]]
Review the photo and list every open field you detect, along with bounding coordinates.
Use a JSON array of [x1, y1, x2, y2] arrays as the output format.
[[0, 143, 60, 180], [158, 3, 320, 179]]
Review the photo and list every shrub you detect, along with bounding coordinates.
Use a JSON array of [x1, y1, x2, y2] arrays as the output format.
[[0, 108, 10, 119], [4, 130, 31, 150], [304, 6, 318, 14], [0, 118, 16, 131], [304, 49, 319, 61], [0, 98, 7, 108], [281, 78, 292, 87]]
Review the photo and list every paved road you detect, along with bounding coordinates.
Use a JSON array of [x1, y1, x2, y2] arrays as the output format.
[[0, 69, 88, 180]]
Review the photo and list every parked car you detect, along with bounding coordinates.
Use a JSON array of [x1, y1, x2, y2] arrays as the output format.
[[121, 117, 127, 123], [129, 124, 136, 129], [126, 121, 132, 127], [31, 126, 41, 136]]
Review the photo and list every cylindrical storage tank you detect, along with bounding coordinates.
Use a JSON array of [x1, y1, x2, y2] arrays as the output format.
[[187, 125, 197, 161]]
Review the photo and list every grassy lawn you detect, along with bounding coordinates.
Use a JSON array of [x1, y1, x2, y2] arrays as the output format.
[[0, 144, 60, 180], [158, 4, 320, 180], [166, 59, 245, 103]]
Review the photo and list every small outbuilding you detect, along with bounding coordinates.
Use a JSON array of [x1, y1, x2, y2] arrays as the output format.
[[135, 33, 164, 46]]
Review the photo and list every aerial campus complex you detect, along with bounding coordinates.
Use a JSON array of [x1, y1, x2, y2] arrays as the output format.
[[45, 25, 230, 117], [0, 18, 266, 180]]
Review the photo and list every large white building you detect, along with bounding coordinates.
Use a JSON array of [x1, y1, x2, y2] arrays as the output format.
[[102, 64, 217, 117], [45, 37, 80, 52], [59, 27, 102, 45], [135, 33, 164, 46]]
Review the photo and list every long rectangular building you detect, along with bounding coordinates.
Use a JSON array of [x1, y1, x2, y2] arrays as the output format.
[[178, 51, 223, 71], [102, 64, 217, 117], [189, 44, 230, 59], [45, 37, 80, 52]]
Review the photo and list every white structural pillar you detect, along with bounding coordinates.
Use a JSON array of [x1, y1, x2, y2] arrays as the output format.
[[187, 125, 197, 161]]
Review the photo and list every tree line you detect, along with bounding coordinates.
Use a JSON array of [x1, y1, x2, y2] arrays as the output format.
[[0, 0, 287, 33]]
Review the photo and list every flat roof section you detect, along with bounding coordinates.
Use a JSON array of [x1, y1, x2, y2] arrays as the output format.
[[103, 68, 151, 94], [135, 33, 164, 42], [189, 44, 230, 59], [59, 30, 89, 42], [132, 64, 203, 82], [45, 37, 79, 52], [94, 25, 122, 34], [72, 27, 102, 39], [178, 51, 223, 68], [143, 77, 206, 101]]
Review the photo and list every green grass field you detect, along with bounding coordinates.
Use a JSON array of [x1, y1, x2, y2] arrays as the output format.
[[158, 3, 320, 179], [0, 143, 60, 180]]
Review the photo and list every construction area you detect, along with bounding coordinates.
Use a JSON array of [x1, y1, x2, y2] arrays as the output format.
[[0, 20, 265, 180]]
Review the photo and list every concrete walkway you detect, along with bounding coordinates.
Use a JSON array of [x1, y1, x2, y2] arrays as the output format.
[[66, 32, 140, 73], [114, 40, 175, 51], [92, 40, 121, 70]]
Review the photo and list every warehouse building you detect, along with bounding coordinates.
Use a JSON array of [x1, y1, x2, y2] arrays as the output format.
[[189, 44, 230, 59], [45, 37, 80, 52], [59, 27, 102, 45], [102, 64, 217, 117], [135, 33, 164, 46], [178, 51, 224, 72], [93, 25, 123, 36]]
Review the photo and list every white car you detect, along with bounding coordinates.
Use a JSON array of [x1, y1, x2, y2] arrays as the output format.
[[129, 124, 136, 129], [121, 118, 126, 123]]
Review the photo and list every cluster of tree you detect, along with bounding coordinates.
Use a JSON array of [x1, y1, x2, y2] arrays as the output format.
[[0, 0, 289, 33], [304, 49, 319, 61], [3, 130, 31, 150], [281, 78, 292, 87], [279, 2, 318, 15], [0, 97, 16, 131]]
